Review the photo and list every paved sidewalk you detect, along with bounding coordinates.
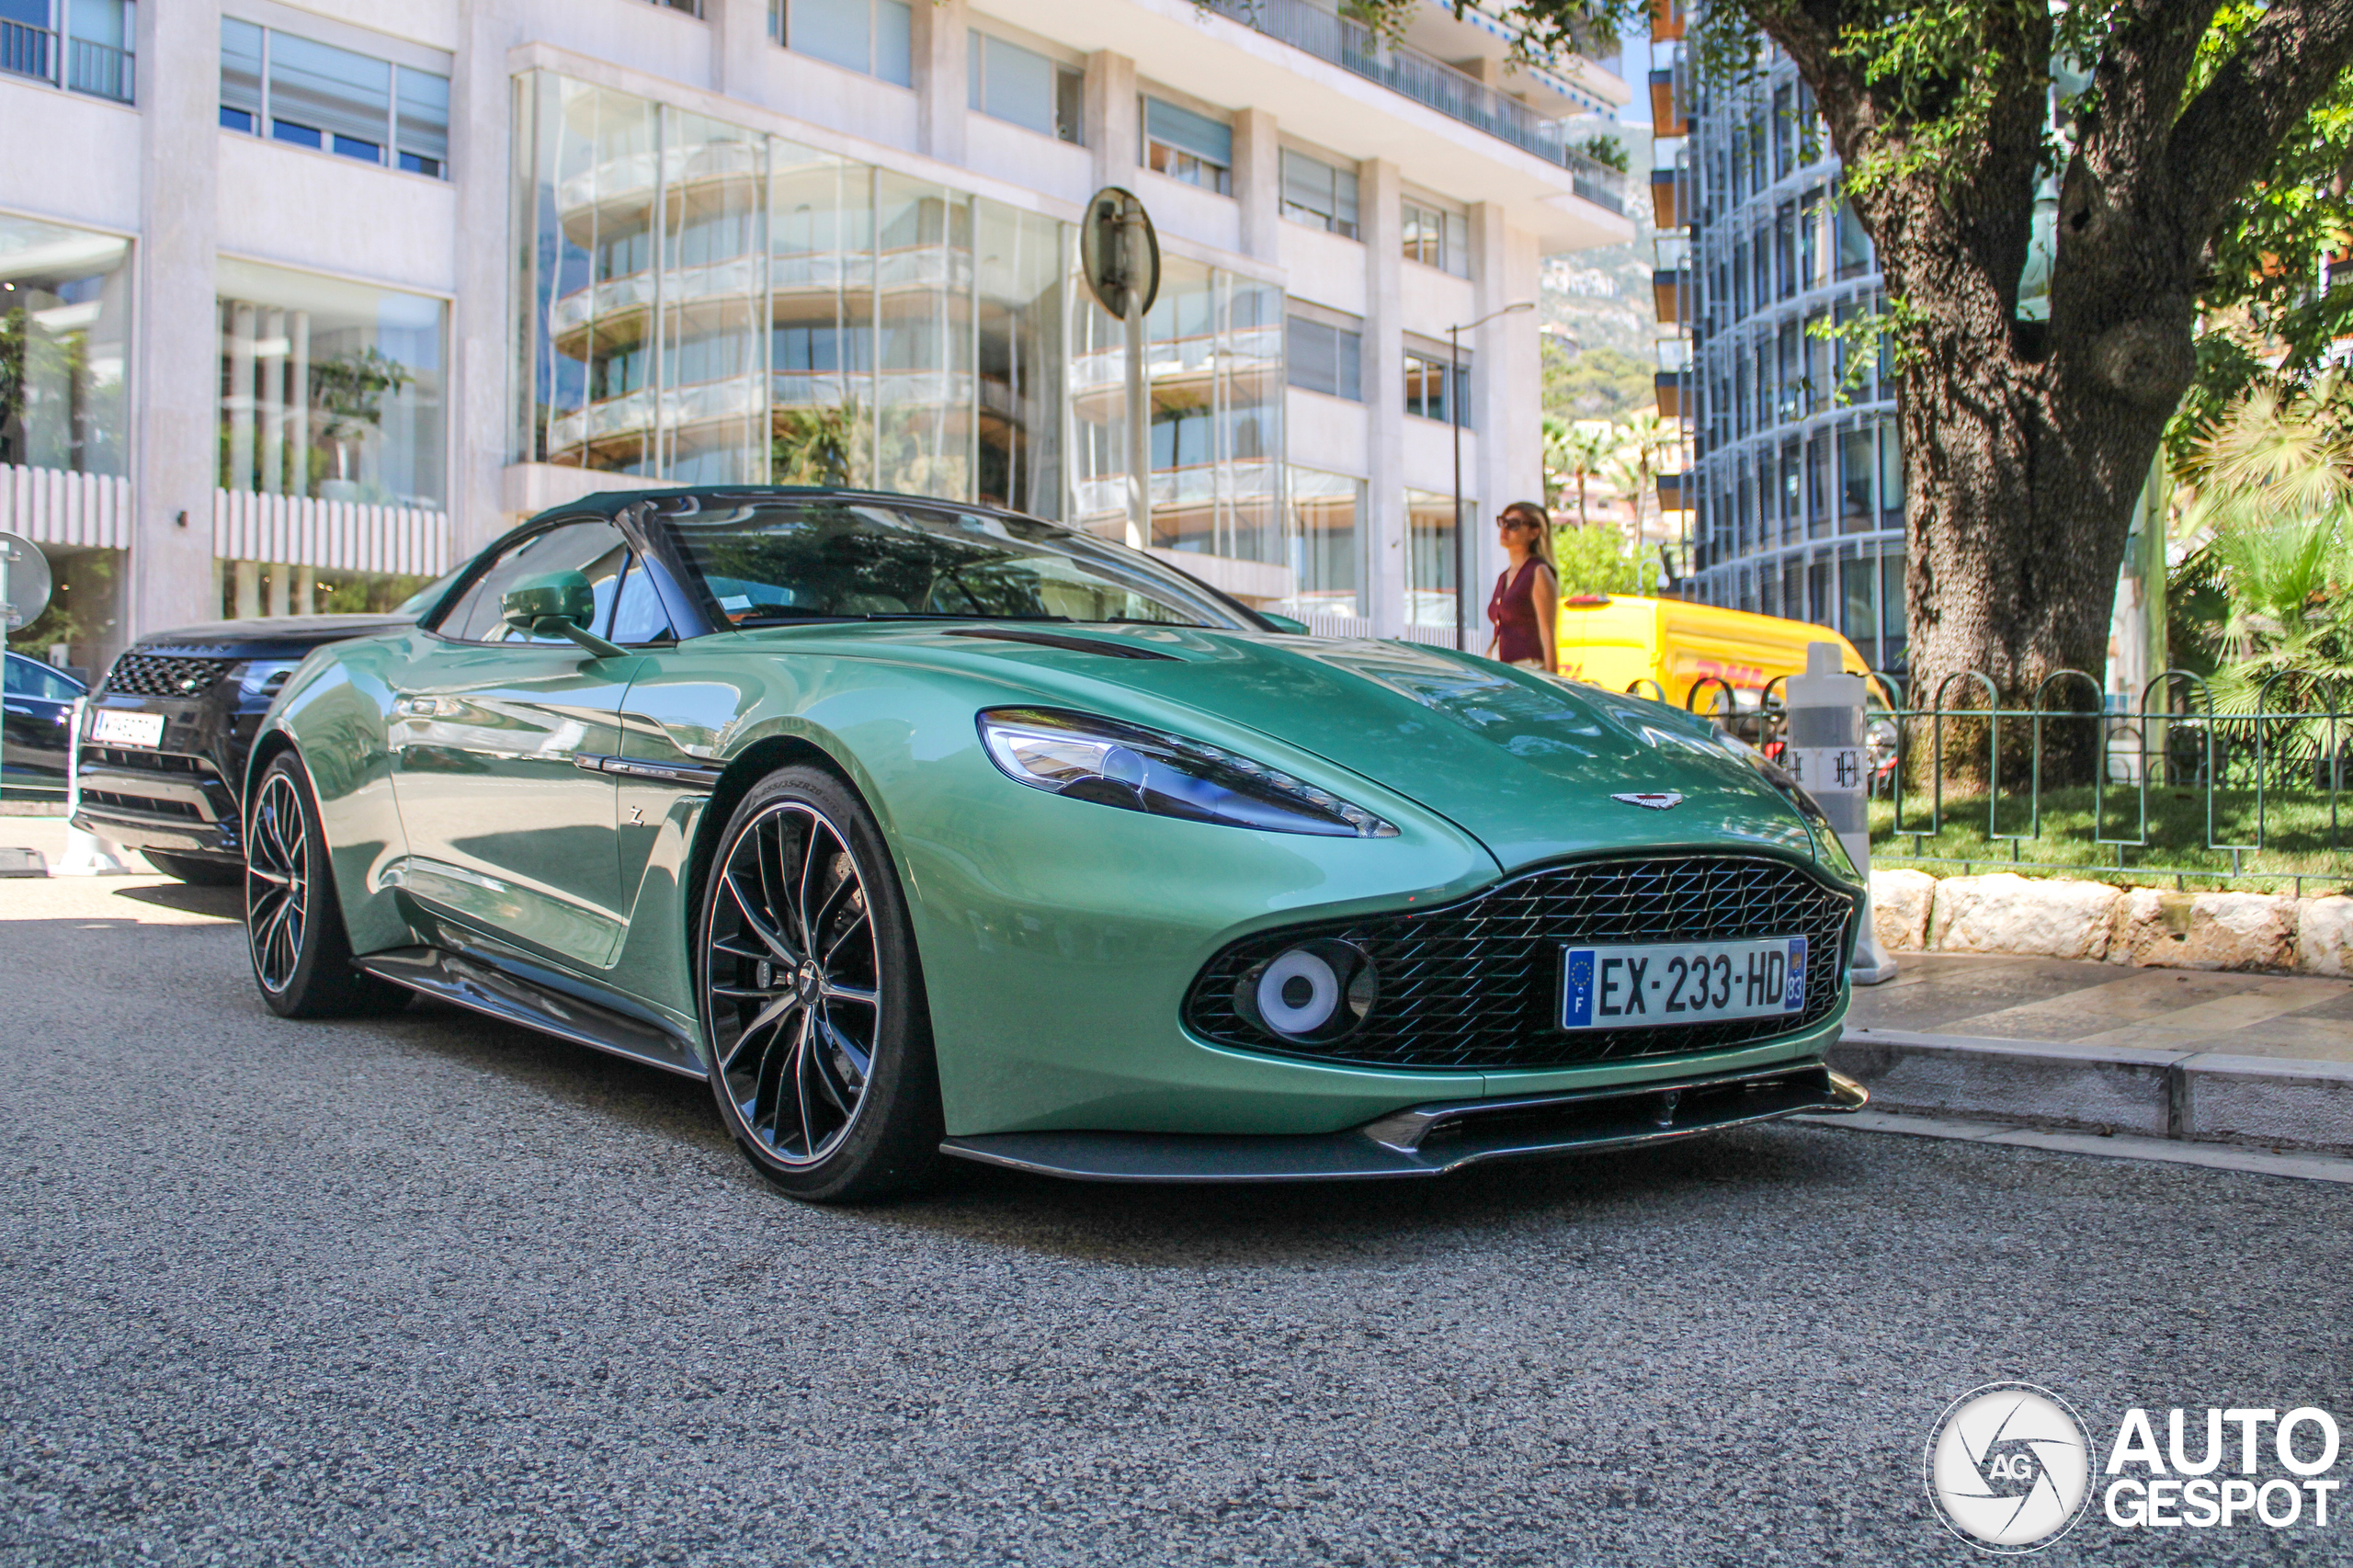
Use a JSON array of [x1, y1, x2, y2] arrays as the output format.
[[1848, 952, 2353, 1063]]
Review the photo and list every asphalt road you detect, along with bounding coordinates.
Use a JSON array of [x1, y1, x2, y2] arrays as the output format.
[[3, 865, 2349, 1566]]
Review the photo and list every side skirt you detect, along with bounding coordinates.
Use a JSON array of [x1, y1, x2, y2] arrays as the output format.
[[356, 945, 705, 1079], [938, 1062, 1868, 1183]]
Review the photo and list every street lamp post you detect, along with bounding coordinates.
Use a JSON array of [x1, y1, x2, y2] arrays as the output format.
[[1448, 300, 1534, 653]]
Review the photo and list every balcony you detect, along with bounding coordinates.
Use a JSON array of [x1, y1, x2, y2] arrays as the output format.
[[0, 19, 133, 104], [1198, 0, 1623, 212]]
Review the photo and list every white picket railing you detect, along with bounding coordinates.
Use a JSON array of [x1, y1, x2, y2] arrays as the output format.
[[0, 463, 133, 549], [213, 489, 451, 576]]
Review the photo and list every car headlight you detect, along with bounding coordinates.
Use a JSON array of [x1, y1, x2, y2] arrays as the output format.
[[233, 660, 303, 703], [1718, 733, 1863, 880], [977, 708, 1399, 838]]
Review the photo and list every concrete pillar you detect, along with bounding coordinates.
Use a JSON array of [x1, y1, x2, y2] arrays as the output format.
[[449, 0, 516, 558], [710, 0, 769, 100], [128, 0, 222, 638], [1085, 51, 1138, 193], [1233, 108, 1279, 264], [1468, 201, 1536, 614], [912, 0, 968, 165], [1359, 157, 1405, 637]]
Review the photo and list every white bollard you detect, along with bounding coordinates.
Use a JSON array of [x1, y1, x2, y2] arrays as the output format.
[[52, 696, 134, 876], [1782, 642, 1897, 985]]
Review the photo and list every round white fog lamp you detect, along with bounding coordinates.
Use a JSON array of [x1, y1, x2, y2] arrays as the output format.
[[1260, 947, 1340, 1035], [1235, 939, 1379, 1043]]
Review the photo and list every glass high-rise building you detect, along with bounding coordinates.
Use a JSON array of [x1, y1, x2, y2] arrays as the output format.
[[1673, 38, 1908, 673]]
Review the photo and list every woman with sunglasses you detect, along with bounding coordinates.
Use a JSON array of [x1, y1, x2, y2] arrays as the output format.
[[1484, 500, 1559, 674]]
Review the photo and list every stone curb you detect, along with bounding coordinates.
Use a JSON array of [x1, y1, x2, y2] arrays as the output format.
[[1866, 867, 2353, 974], [1831, 1026, 2353, 1155]]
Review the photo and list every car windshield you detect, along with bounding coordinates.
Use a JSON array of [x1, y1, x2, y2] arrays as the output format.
[[659, 497, 1262, 631]]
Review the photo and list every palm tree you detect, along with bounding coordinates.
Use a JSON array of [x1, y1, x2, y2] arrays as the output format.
[[1544, 418, 1613, 528]]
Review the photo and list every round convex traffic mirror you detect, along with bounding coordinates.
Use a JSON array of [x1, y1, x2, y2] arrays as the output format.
[[0, 531, 52, 633]]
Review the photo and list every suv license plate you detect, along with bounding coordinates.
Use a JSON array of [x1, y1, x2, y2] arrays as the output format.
[[1561, 937, 1808, 1030], [90, 710, 165, 748]]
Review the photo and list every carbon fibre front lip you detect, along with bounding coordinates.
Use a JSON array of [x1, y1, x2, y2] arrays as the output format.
[[937, 1062, 1867, 1183]]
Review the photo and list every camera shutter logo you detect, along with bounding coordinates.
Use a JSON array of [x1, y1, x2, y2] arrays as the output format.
[[1925, 1383, 2094, 1552]]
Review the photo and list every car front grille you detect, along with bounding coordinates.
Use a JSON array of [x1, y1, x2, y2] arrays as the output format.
[[1183, 855, 1856, 1074], [105, 653, 233, 698]]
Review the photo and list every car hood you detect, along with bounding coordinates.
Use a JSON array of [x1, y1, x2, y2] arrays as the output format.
[[780, 622, 1822, 873], [133, 614, 415, 659]]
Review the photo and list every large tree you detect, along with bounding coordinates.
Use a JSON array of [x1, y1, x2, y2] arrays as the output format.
[[1419, 0, 2353, 711]]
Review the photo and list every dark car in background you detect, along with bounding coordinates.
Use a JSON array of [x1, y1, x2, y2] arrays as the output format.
[[74, 580, 450, 883], [4, 650, 87, 801]]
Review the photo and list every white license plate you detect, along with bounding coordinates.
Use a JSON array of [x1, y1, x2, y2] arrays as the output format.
[[90, 710, 165, 748], [1561, 937, 1809, 1029]]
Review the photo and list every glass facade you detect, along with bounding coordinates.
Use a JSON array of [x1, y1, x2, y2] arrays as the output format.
[[517, 72, 1287, 585], [0, 211, 131, 478], [1684, 48, 1905, 672]]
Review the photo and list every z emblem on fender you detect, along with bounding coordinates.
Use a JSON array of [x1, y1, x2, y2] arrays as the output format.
[[1611, 791, 1684, 810]]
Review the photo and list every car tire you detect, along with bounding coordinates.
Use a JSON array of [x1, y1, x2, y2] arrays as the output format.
[[244, 752, 410, 1019], [697, 766, 943, 1203], [143, 850, 244, 887]]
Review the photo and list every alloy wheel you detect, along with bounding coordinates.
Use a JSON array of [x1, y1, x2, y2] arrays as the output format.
[[706, 800, 881, 1166], [245, 769, 309, 994]]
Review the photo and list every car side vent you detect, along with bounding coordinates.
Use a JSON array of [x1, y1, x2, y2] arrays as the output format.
[[944, 628, 1180, 661]]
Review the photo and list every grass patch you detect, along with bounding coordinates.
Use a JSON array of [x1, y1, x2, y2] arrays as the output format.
[[1868, 786, 2353, 894]]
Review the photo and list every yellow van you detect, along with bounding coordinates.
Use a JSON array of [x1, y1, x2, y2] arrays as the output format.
[[1551, 594, 1884, 711]]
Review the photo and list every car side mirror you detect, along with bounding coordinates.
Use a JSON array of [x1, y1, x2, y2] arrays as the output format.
[[501, 571, 626, 659], [1258, 611, 1308, 634]]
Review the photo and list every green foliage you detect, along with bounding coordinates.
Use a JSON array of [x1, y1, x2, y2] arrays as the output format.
[[1574, 134, 1630, 174], [1552, 517, 1657, 597], [1542, 340, 1653, 421], [772, 405, 861, 485], [2166, 378, 2353, 736]]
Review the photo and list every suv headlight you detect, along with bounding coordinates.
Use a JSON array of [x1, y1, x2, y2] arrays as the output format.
[[1719, 733, 1863, 880], [978, 708, 1399, 838]]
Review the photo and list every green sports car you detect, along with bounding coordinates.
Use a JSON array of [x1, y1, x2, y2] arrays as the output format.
[[242, 486, 1867, 1201]]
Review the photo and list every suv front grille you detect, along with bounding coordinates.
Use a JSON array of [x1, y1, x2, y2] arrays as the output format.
[[1184, 855, 1856, 1074], [106, 654, 233, 698]]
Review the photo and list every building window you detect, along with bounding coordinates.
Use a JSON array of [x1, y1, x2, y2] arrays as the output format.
[[1838, 426, 1874, 528], [0, 211, 131, 479], [1834, 197, 1872, 279], [1142, 97, 1232, 195], [1280, 149, 1358, 239], [1277, 470, 1363, 620], [968, 33, 1082, 143], [1403, 352, 1468, 426], [1285, 311, 1361, 402], [218, 20, 450, 178], [0, 0, 134, 102], [1404, 489, 1461, 628], [1402, 199, 1469, 277], [645, 0, 703, 14], [779, 0, 913, 87], [216, 257, 447, 509]]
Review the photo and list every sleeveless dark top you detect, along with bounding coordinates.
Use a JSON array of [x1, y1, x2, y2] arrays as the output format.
[[1487, 558, 1546, 665]]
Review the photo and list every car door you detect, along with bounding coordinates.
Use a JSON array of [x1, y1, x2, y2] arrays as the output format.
[[384, 518, 647, 969], [4, 652, 83, 796]]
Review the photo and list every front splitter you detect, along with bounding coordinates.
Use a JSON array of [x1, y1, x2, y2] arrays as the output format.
[[938, 1062, 1867, 1183]]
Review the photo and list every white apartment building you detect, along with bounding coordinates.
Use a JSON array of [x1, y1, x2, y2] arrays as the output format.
[[0, 0, 1628, 674]]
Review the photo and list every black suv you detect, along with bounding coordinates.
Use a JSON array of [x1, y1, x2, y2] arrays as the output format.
[[75, 585, 447, 883]]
